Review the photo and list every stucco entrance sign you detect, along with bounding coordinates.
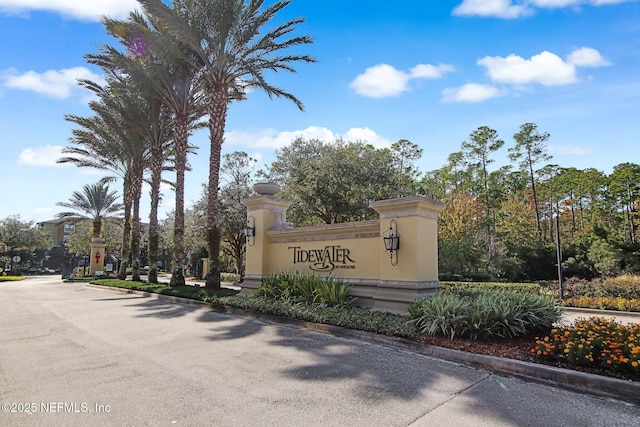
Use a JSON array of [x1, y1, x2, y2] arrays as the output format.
[[241, 191, 446, 313], [289, 245, 356, 272]]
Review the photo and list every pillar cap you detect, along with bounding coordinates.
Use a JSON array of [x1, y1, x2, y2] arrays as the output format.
[[370, 196, 446, 219], [242, 195, 292, 211]]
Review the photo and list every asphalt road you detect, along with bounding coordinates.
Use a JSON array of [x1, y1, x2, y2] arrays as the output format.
[[1, 276, 639, 427]]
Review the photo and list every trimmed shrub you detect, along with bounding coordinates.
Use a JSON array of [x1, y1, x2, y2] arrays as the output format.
[[221, 272, 240, 284], [90, 279, 237, 299], [440, 281, 542, 295], [564, 275, 640, 300], [408, 290, 561, 339], [0, 275, 24, 282], [438, 272, 492, 282], [561, 296, 640, 312], [210, 294, 415, 338]]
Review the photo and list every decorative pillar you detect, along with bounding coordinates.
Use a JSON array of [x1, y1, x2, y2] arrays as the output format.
[[369, 196, 446, 313], [241, 183, 292, 292], [89, 237, 107, 275]]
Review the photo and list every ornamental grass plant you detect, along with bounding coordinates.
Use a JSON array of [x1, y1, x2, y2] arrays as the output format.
[[408, 290, 561, 340], [256, 271, 354, 307]]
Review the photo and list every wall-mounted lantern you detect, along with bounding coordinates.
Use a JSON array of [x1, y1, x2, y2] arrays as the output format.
[[243, 216, 256, 247], [382, 219, 400, 266]]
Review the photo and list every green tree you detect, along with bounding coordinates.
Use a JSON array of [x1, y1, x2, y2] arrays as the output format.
[[607, 163, 640, 244], [509, 123, 551, 237], [495, 193, 541, 280], [266, 138, 400, 225], [437, 191, 484, 274], [56, 183, 123, 239], [219, 152, 257, 276], [460, 126, 505, 261], [64, 220, 123, 268], [589, 238, 623, 278], [390, 139, 423, 196], [138, 0, 315, 289], [0, 216, 51, 273]]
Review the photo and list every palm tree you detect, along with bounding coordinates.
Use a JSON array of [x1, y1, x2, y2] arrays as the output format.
[[60, 76, 151, 280], [56, 183, 123, 238], [94, 11, 206, 285], [138, 0, 316, 288]]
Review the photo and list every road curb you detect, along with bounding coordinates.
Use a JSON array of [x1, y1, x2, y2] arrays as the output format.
[[85, 284, 640, 406]]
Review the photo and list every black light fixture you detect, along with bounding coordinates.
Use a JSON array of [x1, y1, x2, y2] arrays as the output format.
[[382, 219, 400, 266], [243, 216, 256, 247]]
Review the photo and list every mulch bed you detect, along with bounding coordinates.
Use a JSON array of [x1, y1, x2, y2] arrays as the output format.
[[417, 333, 640, 382]]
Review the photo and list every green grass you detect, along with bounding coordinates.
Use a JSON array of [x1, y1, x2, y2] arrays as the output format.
[[91, 278, 238, 300], [0, 275, 25, 282]]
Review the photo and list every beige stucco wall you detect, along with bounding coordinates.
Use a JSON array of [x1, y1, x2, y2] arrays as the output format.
[[241, 195, 446, 313]]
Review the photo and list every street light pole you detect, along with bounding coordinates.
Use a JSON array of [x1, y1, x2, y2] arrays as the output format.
[[555, 201, 564, 300]]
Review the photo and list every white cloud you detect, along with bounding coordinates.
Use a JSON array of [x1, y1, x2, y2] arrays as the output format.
[[533, 0, 636, 6], [529, 0, 582, 7], [341, 127, 393, 148], [567, 47, 612, 67], [442, 83, 507, 103], [0, 0, 139, 21], [453, 0, 636, 18], [226, 126, 392, 150], [226, 126, 336, 149], [349, 64, 411, 98], [17, 145, 68, 167], [591, 0, 636, 4], [350, 63, 454, 98], [548, 144, 594, 155], [1, 67, 104, 99], [477, 48, 609, 87], [453, 0, 531, 18], [410, 64, 456, 79], [478, 51, 577, 86]]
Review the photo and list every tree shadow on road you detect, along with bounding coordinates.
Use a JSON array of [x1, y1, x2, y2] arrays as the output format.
[[124, 298, 202, 319]]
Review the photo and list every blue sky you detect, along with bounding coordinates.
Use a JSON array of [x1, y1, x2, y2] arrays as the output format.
[[1, 0, 639, 224]]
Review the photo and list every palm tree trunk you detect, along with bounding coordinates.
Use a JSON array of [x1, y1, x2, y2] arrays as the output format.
[[148, 146, 162, 284], [170, 113, 188, 287], [118, 175, 133, 280], [205, 86, 228, 289], [131, 166, 143, 282], [148, 100, 163, 284]]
